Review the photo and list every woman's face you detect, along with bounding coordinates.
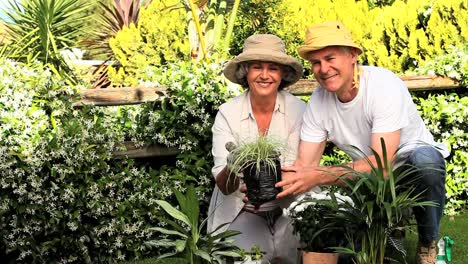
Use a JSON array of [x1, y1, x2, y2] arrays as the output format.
[[246, 61, 283, 97]]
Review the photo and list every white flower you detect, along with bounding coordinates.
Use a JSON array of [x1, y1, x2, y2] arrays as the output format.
[[286, 190, 354, 216]]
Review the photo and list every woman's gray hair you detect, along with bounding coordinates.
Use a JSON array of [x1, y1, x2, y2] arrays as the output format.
[[235, 62, 297, 90]]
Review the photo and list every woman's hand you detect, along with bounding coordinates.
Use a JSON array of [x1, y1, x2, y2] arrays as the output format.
[[239, 183, 248, 203]]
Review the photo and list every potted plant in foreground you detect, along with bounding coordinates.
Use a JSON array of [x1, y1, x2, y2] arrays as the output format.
[[287, 139, 437, 264], [332, 139, 437, 264], [285, 188, 354, 264], [226, 136, 288, 206]]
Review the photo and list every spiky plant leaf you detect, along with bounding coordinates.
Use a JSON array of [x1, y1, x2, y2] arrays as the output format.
[[148, 227, 188, 238], [155, 200, 191, 227], [1, 0, 92, 82]]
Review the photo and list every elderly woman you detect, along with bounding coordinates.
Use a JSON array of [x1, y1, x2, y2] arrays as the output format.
[[207, 34, 305, 263]]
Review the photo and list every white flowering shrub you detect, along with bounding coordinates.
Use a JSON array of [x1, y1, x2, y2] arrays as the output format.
[[0, 59, 175, 262], [127, 60, 236, 204], [416, 94, 468, 216], [412, 44, 468, 215], [416, 44, 468, 88]]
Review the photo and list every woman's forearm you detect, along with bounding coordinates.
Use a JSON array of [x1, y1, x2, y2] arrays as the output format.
[[215, 167, 240, 195]]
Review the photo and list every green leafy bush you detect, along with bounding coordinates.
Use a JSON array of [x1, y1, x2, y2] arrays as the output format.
[[146, 185, 242, 263], [0, 56, 237, 262], [0, 0, 92, 83], [229, 0, 467, 75], [363, 0, 467, 72], [0, 59, 181, 263], [411, 44, 468, 215], [416, 94, 468, 216], [415, 44, 468, 88]]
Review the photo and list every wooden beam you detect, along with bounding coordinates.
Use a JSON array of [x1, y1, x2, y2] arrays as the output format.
[[113, 141, 179, 158], [286, 75, 460, 96], [77, 76, 460, 106], [76, 86, 167, 106], [400, 75, 460, 91], [80, 75, 459, 158]]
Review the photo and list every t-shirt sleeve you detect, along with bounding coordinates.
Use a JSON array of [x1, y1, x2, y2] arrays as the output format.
[[283, 99, 306, 166], [301, 92, 328, 143]]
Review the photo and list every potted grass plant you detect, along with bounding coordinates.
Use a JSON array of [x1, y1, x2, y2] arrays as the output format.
[[226, 136, 288, 206]]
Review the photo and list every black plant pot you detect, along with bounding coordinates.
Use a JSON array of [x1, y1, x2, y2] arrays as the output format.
[[243, 158, 282, 206]]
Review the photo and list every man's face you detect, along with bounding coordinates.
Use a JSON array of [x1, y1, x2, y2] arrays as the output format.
[[307, 46, 358, 96]]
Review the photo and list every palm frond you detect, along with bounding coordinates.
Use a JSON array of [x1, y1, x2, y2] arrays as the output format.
[[1, 0, 92, 83]]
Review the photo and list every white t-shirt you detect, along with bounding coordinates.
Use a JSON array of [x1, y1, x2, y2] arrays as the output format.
[[301, 66, 449, 160]]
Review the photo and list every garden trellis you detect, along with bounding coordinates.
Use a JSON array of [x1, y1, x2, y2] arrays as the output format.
[[77, 75, 460, 158]]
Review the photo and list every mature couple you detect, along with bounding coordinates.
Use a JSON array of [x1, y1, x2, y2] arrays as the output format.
[[207, 21, 447, 264]]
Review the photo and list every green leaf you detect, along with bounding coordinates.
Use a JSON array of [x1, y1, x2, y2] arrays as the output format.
[[210, 230, 241, 242], [194, 248, 212, 262], [175, 239, 187, 252], [148, 227, 188, 238], [155, 200, 191, 227], [145, 239, 177, 248]]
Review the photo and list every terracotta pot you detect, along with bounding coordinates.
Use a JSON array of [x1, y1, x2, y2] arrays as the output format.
[[302, 251, 338, 264]]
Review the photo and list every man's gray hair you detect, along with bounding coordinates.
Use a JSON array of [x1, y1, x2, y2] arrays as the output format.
[[235, 62, 297, 90]]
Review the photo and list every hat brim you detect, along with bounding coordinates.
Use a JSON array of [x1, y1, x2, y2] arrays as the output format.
[[224, 49, 303, 87], [298, 44, 363, 60]]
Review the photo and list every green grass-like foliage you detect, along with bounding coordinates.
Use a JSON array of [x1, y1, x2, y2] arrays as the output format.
[[330, 139, 436, 264], [226, 136, 287, 178], [146, 185, 242, 264], [405, 212, 468, 264]]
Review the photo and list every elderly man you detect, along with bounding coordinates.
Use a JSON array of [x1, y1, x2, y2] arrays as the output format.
[[276, 21, 448, 264]]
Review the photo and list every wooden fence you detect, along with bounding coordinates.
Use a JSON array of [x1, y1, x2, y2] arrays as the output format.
[[78, 75, 460, 158]]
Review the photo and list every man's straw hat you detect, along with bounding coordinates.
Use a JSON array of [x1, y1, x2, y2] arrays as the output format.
[[224, 34, 303, 87], [298, 21, 363, 59]]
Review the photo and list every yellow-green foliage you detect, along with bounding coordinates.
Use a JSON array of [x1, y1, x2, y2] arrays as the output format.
[[108, 0, 190, 86], [273, 0, 373, 75], [426, 0, 468, 52], [364, 0, 468, 72], [269, 0, 466, 74]]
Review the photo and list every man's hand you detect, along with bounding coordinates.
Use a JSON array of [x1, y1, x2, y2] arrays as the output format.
[[275, 165, 323, 198]]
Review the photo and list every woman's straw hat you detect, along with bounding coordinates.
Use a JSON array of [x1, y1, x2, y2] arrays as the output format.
[[297, 21, 363, 59], [224, 34, 303, 87]]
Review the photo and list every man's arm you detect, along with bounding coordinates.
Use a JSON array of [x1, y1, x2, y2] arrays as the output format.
[[348, 130, 401, 174], [276, 130, 401, 198], [276, 140, 327, 197]]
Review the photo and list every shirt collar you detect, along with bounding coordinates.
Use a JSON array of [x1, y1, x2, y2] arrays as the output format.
[[241, 91, 285, 121]]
